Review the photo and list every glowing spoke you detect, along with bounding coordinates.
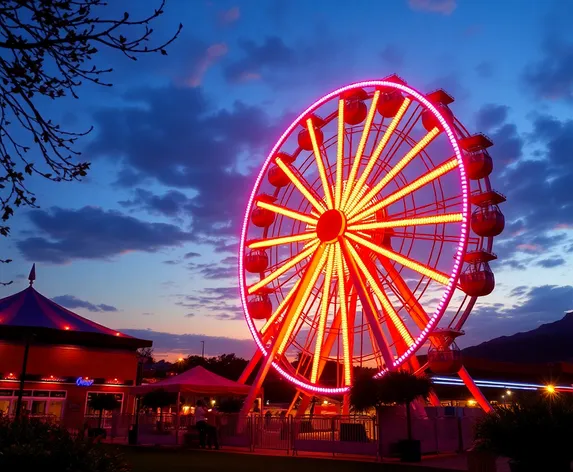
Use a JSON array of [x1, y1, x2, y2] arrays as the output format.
[[345, 98, 411, 212], [261, 280, 301, 335], [247, 241, 319, 295], [335, 99, 345, 209], [257, 201, 318, 226], [347, 127, 440, 219], [340, 90, 381, 210], [311, 248, 335, 383], [306, 119, 333, 209], [348, 213, 463, 231], [345, 243, 414, 346], [248, 232, 318, 249], [334, 243, 352, 386], [277, 245, 329, 354], [349, 157, 458, 224], [276, 157, 326, 214], [339, 238, 395, 368], [347, 232, 450, 285]]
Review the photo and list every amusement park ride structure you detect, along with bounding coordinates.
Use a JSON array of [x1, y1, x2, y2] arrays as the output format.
[[237, 76, 505, 416]]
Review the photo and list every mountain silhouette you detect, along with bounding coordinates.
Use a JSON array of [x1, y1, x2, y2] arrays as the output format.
[[463, 311, 573, 363]]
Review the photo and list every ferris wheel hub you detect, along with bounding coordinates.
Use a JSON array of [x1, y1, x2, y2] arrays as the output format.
[[316, 209, 346, 243]]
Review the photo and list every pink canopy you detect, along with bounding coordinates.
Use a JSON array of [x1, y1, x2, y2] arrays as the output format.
[[132, 366, 251, 395]]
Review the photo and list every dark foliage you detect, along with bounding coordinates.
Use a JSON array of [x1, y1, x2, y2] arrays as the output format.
[[217, 398, 243, 414], [0, 0, 181, 269], [88, 393, 120, 429], [0, 417, 129, 471], [475, 396, 573, 468]]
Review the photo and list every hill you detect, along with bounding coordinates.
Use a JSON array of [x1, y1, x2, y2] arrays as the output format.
[[462, 312, 573, 363]]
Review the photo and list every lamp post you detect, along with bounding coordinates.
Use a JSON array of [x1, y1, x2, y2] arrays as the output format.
[[201, 341, 205, 359]]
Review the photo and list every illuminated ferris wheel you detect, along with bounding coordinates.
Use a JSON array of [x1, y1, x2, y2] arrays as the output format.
[[238, 76, 505, 411]]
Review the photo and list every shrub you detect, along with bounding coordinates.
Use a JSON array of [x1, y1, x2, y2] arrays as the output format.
[[0, 417, 129, 471]]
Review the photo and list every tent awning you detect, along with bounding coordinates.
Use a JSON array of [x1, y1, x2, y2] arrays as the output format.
[[132, 365, 251, 395]]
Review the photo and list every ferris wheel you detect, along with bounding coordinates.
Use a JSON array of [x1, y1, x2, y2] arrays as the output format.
[[238, 76, 505, 413]]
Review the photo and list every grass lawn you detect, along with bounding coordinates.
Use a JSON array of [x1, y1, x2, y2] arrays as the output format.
[[117, 446, 453, 472]]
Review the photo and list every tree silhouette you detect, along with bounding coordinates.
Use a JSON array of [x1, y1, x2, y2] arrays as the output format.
[[0, 0, 181, 251], [88, 393, 120, 429]]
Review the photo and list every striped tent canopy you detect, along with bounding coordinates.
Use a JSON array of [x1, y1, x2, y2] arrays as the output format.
[[0, 267, 151, 349]]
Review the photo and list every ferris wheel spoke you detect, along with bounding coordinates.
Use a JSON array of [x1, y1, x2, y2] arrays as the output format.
[[311, 248, 335, 383], [256, 200, 318, 226], [334, 242, 353, 385], [248, 232, 318, 250], [348, 157, 459, 224], [277, 244, 329, 355], [376, 256, 430, 330], [260, 280, 302, 335], [345, 242, 414, 347], [275, 157, 327, 214], [347, 127, 441, 219], [390, 231, 464, 244], [348, 213, 464, 232], [340, 90, 381, 211], [339, 239, 395, 369], [335, 99, 345, 209], [346, 232, 450, 285], [306, 118, 334, 209], [247, 241, 319, 295], [345, 98, 412, 212]]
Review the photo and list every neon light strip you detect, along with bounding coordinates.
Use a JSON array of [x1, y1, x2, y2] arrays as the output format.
[[248, 232, 317, 249], [347, 127, 440, 219], [347, 232, 450, 285], [306, 119, 333, 210], [277, 247, 329, 354], [311, 248, 335, 383], [239, 79, 469, 395], [348, 213, 464, 231], [261, 280, 301, 335], [345, 98, 412, 212], [433, 376, 573, 391], [335, 100, 345, 210], [345, 242, 414, 346], [340, 90, 381, 211], [275, 158, 325, 214], [257, 201, 318, 226], [350, 156, 458, 224], [335, 242, 352, 385], [432, 381, 538, 392], [247, 242, 319, 294]]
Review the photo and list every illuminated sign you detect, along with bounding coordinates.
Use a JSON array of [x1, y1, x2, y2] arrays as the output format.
[[76, 377, 94, 387]]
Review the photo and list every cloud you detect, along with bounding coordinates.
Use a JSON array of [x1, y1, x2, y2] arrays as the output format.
[[185, 43, 228, 87], [52, 295, 118, 313], [523, 35, 573, 102], [475, 61, 494, 79], [536, 257, 566, 268], [187, 255, 237, 280], [89, 86, 286, 245], [173, 285, 243, 321], [462, 285, 573, 346], [184, 252, 201, 259], [121, 328, 255, 359], [218, 6, 240, 25], [17, 206, 193, 264], [379, 45, 404, 68], [407, 0, 457, 15], [475, 104, 509, 132]]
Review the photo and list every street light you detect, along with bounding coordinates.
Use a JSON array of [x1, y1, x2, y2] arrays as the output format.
[[546, 385, 556, 394], [506, 390, 512, 396]]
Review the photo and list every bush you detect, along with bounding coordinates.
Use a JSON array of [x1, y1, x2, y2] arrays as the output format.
[[474, 397, 573, 470], [0, 417, 129, 471]]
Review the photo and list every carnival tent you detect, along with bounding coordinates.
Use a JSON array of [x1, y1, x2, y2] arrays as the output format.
[[132, 365, 251, 395]]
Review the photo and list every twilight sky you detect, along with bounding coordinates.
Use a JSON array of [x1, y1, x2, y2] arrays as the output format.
[[1, 0, 573, 360]]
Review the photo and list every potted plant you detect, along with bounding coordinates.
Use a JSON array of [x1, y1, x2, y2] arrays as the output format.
[[350, 370, 432, 462], [474, 397, 573, 471], [87, 393, 120, 438], [142, 389, 176, 432]]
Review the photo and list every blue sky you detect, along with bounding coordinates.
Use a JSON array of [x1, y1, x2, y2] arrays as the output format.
[[1, 0, 573, 360]]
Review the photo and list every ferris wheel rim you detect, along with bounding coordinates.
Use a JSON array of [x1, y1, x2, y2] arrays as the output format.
[[238, 79, 470, 394]]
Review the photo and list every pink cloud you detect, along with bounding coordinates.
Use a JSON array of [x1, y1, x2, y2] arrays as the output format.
[[186, 43, 228, 87], [408, 0, 457, 14], [517, 244, 543, 253], [219, 6, 240, 24]]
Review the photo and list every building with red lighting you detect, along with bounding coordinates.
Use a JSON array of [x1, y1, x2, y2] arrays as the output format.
[[0, 272, 151, 428]]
